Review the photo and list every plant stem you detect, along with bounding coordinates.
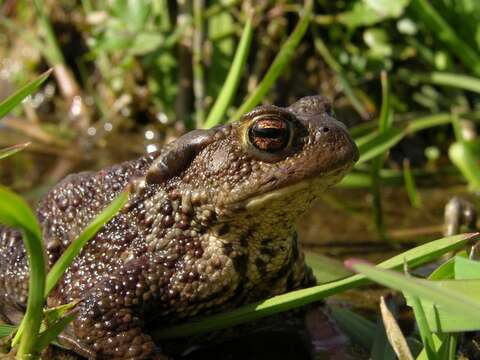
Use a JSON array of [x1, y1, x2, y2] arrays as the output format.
[[193, 0, 206, 128]]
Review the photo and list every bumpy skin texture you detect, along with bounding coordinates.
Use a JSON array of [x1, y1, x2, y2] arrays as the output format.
[[0, 96, 358, 359]]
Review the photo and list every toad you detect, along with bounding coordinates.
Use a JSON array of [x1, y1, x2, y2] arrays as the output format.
[[0, 96, 358, 359]]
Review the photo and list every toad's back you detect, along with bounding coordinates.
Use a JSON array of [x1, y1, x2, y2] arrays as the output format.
[[0, 96, 358, 359]]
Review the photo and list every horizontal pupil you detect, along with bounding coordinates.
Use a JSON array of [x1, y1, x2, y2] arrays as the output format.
[[254, 127, 285, 138]]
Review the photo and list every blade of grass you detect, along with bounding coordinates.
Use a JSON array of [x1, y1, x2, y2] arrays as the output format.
[[454, 256, 480, 279], [0, 70, 52, 119], [153, 233, 478, 339], [204, 14, 254, 128], [408, 0, 480, 76], [0, 187, 45, 359], [229, 0, 313, 121], [330, 306, 376, 349], [371, 71, 392, 241], [408, 295, 436, 359], [0, 143, 30, 160], [346, 260, 480, 323], [403, 159, 421, 208], [426, 72, 480, 94], [0, 324, 16, 339], [449, 142, 480, 191], [34, 0, 65, 65], [34, 313, 77, 353], [357, 128, 404, 164], [192, 0, 206, 128], [45, 190, 129, 296], [305, 252, 353, 283], [311, 26, 370, 120]]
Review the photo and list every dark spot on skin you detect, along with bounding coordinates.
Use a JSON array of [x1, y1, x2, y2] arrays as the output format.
[[238, 228, 253, 247], [261, 238, 273, 246], [291, 233, 299, 261], [260, 247, 275, 257], [286, 271, 295, 291], [223, 243, 233, 255], [255, 258, 267, 276], [233, 254, 247, 274], [216, 223, 230, 236]]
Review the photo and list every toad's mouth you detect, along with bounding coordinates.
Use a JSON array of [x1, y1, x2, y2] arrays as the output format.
[[243, 161, 354, 210]]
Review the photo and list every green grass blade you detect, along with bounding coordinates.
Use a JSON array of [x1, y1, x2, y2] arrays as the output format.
[[0, 187, 46, 358], [357, 128, 404, 164], [330, 306, 376, 349], [406, 113, 451, 133], [0, 70, 52, 119], [34, 313, 77, 353], [192, 0, 206, 128], [45, 190, 129, 296], [0, 143, 30, 160], [403, 159, 421, 208], [426, 72, 480, 94], [229, 0, 313, 121], [406, 279, 480, 332], [378, 71, 392, 132], [448, 142, 480, 191], [153, 233, 477, 339], [408, 0, 480, 76], [311, 27, 369, 120], [454, 256, 480, 279], [0, 324, 16, 339], [347, 261, 480, 324], [305, 252, 353, 283], [370, 71, 391, 241], [408, 295, 435, 359], [204, 15, 253, 128], [0, 185, 42, 242]]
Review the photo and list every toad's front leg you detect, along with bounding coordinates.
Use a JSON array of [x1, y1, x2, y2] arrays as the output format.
[[62, 258, 167, 359]]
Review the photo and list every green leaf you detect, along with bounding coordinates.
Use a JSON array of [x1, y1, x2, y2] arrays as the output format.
[[427, 256, 458, 280], [45, 190, 130, 296], [357, 127, 404, 164], [425, 72, 480, 94], [409, 0, 480, 76], [34, 313, 77, 353], [0, 187, 46, 358], [408, 295, 435, 359], [0, 324, 16, 339], [348, 262, 480, 332], [305, 252, 353, 283], [0, 185, 41, 240], [330, 306, 376, 349], [454, 256, 480, 280], [0, 143, 30, 160], [43, 301, 79, 326], [129, 32, 165, 55], [0, 70, 52, 119], [449, 141, 480, 191], [366, 0, 410, 18], [204, 14, 254, 128], [403, 159, 421, 208], [153, 233, 477, 339]]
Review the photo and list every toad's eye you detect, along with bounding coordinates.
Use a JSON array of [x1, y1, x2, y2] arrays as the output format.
[[248, 117, 291, 152]]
